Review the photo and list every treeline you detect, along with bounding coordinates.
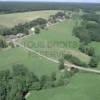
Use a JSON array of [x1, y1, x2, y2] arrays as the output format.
[[72, 12, 100, 61], [73, 13, 100, 44], [0, 63, 74, 100], [0, 35, 7, 48], [79, 44, 95, 56], [0, 2, 100, 14], [72, 12, 100, 68], [0, 11, 66, 36], [0, 18, 47, 36], [64, 54, 99, 68], [64, 54, 88, 67]]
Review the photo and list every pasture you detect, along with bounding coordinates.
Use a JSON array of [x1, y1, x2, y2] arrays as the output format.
[[27, 72, 100, 100], [0, 47, 58, 76], [0, 16, 91, 78], [0, 16, 91, 79], [0, 10, 59, 28], [0, 10, 100, 100], [21, 19, 90, 63]]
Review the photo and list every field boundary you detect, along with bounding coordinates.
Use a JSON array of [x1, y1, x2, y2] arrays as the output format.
[[14, 41, 100, 74]]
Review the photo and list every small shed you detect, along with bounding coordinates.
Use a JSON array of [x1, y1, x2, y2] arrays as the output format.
[[29, 27, 35, 35]]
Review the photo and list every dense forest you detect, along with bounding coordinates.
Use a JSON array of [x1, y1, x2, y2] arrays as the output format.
[[0, 2, 100, 14], [73, 12, 100, 44]]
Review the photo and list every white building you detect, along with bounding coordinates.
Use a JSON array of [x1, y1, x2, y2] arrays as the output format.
[[17, 33, 24, 38], [29, 27, 35, 35]]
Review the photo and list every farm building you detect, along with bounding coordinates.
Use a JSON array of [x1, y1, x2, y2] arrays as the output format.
[[16, 33, 24, 38], [29, 27, 35, 35]]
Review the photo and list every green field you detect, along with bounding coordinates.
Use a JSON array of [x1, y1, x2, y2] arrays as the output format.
[[22, 19, 78, 44], [0, 18, 90, 74], [0, 18, 91, 77], [0, 10, 59, 28], [21, 19, 90, 63], [27, 72, 100, 100], [0, 47, 58, 76], [0, 12, 100, 100]]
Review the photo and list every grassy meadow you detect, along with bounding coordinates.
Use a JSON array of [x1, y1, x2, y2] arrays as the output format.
[[0, 10, 100, 100], [0, 10, 59, 28], [0, 17, 91, 77], [0, 47, 58, 76], [21, 19, 90, 63]]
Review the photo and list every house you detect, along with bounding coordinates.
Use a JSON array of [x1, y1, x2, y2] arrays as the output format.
[[6, 35, 16, 40], [31, 27, 35, 32], [16, 33, 24, 38], [5, 35, 17, 44]]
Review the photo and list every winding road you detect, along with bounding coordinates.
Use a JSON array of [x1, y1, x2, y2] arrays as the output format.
[[14, 41, 100, 74]]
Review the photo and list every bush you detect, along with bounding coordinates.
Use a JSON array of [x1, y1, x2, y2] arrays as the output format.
[[58, 58, 65, 70], [89, 57, 98, 68], [0, 35, 7, 48], [35, 27, 40, 34], [79, 44, 95, 56], [40, 75, 55, 89], [30, 82, 40, 90], [9, 42, 15, 48], [64, 54, 88, 67], [51, 72, 56, 81]]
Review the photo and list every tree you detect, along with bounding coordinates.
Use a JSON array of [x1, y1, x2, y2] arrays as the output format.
[[86, 47, 95, 56], [40, 75, 48, 89], [63, 69, 72, 78], [34, 27, 40, 34], [0, 83, 7, 100], [58, 58, 65, 70], [0, 35, 7, 48], [36, 18, 47, 26], [48, 15, 57, 23], [51, 72, 56, 81], [89, 57, 98, 68], [9, 42, 15, 48], [0, 69, 11, 100], [64, 54, 88, 67], [73, 27, 91, 44], [55, 12, 66, 19], [55, 76, 65, 87], [12, 64, 29, 76], [79, 44, 95, 56], [11, 64, 40, 99], [30, 82, 40, 90], [73, 13, 100, 44]]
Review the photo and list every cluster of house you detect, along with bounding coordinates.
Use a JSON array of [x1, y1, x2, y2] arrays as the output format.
[[47, 15, 66, 27], [6, 27, 35, 42], [6, 12, 71, 42], [6, 33, 25, 42]]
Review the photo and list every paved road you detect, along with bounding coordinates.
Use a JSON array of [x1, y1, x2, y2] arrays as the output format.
[[14, 41, 100, 74]]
